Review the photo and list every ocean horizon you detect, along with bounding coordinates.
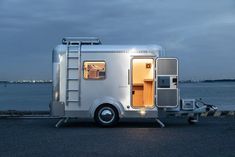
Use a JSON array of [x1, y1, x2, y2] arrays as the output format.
[[0, 82, 235, 111]]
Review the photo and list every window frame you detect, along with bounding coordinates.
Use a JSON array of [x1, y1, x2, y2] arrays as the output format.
[[83, 60, 106, 80]]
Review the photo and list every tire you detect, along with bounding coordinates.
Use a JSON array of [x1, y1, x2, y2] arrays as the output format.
[[188, 116, 198, 124], [94, 104, 119, 127]]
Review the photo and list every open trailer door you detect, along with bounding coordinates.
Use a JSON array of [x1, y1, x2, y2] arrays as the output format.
[[156, 58, 179, 108], [131, 58, 155, 108]]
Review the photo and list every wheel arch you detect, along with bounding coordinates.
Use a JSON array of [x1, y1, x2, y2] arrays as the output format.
[[89, 97, 124, 118]]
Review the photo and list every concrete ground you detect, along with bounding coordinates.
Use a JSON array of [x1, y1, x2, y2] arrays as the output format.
[[0, 117, 234, 157]]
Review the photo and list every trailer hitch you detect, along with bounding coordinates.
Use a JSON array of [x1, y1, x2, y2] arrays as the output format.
[[206, 105, 218, 112], [195, 99, 218, 112]]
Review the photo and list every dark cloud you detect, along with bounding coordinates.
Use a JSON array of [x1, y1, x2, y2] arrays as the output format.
[[0, 0, 235, 80]]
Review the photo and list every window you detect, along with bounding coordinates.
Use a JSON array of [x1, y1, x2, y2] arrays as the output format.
[[83, 61, 106, 80], [158, 76, 170, 88]]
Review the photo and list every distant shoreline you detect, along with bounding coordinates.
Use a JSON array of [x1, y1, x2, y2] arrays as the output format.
[[0, 81, 52, 84], [180, 79, 235, 83], [1, 79, 235, 84]]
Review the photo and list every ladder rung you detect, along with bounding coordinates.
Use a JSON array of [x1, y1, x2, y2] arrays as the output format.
[[68, 67, 79, 70], [68, 45, 80, 47], [67, 100, 80, 102], [67, 78, 79, 80], [68, 57, 79, 59], [68, 50, 79, 53], [67, 89, 79, 91]]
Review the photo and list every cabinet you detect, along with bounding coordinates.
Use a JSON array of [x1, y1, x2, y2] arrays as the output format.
[[132, 79, 154, 108]]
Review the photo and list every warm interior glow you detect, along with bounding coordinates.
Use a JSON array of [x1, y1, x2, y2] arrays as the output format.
[[83, 62, 105, 79], [132, 59, 154, 108]]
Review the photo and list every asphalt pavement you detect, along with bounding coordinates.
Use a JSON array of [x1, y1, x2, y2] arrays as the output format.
[[0, 117, 234, 157]]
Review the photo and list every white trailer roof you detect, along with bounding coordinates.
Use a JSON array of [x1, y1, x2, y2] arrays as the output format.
[[53, 44, 161, 58], [81, 45, 162, 53]]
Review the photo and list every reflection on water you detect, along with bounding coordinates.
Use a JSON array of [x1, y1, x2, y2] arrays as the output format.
[[0, 82, 234, 111]]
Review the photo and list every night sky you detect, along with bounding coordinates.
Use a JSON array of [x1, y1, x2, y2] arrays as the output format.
[[1, 0, 235, 80]]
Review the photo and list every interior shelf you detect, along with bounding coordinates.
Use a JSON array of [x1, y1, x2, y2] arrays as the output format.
[[144, 79, 154, 82], [133, 83, 143, 87]]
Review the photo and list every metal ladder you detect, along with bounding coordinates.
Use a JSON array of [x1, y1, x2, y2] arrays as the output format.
[[64, 37, 101, 107], [65, 43, 81, 107]]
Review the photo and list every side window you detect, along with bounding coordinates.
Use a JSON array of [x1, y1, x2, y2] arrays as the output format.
[[83, 61, 106, 80]]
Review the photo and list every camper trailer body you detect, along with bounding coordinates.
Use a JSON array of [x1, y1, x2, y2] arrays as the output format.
[[51, 37, 180, 126]]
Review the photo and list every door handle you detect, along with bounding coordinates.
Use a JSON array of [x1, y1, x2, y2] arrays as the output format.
[[173, 78, 177, 85]]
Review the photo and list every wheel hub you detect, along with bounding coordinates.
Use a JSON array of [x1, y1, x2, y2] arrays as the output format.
[[98, 107, 115, 124]]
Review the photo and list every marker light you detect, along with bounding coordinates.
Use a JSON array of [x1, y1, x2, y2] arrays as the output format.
[[129, 48, 137, 53], [140, 108, 146, 116]]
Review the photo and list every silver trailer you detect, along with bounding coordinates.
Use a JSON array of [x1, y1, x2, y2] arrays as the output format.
[[51, 37, 217, 127]]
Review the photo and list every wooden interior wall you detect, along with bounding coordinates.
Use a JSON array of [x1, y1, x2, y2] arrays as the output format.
[[132, 86, 144, 107], [143, 81, 154, 106], [132, 59, 154, 84]]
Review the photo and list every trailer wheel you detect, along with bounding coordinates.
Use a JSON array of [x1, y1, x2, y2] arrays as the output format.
[[188, 116, 198, 124], [94, 104, 119, 127]]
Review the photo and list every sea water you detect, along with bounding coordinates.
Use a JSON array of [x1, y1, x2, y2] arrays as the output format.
[[180, 82, 235, 111], [0, 83, 51, 111], [0, 82, 234, 111]]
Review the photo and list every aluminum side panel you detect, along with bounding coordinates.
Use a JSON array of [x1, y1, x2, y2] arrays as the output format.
[[78, 52, 131, 111]]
